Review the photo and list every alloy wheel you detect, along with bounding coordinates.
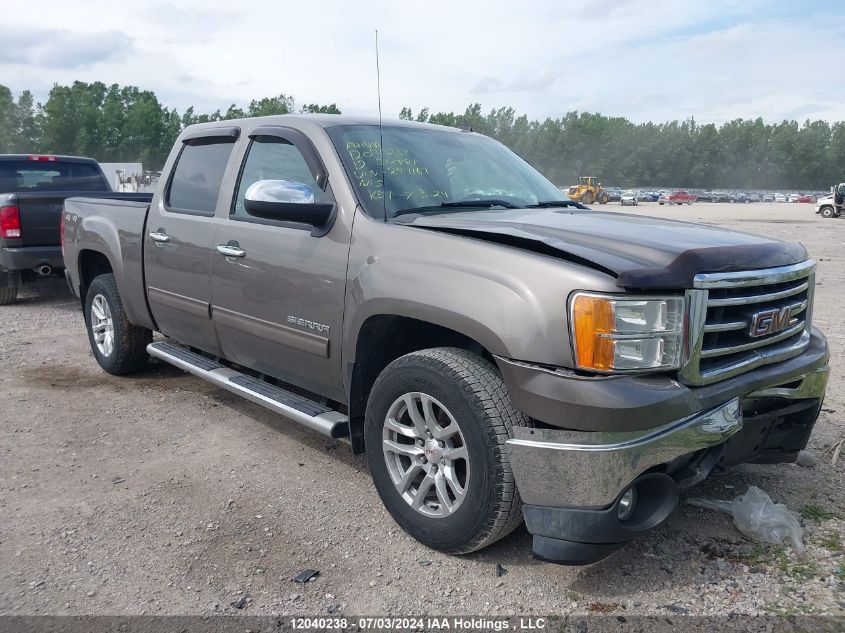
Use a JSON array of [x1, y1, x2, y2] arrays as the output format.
[[382, 392, 470, 518]]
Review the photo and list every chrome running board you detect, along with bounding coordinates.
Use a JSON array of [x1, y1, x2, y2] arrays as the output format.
[[147, 341, 348, 439]]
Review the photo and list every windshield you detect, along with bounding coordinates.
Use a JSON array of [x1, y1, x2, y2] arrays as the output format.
[[327, 124, 566, 219]]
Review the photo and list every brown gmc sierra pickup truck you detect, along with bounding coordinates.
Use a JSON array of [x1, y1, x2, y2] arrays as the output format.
[[62, 115, 829, 565]]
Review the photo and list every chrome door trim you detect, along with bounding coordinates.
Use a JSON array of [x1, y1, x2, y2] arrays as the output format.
[[147, 286, 211, 319], [213, 306, 329, 358]]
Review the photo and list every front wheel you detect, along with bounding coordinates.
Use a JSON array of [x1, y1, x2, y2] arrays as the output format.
[[821, 207, 835, 218], [365, 348, 529, 554], [85, 274, 152, 375], [598, 192, 609, 204]]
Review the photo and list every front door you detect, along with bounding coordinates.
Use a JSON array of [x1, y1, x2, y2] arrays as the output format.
[[144, 131, 239, 355], [210, 128, 349, 401]]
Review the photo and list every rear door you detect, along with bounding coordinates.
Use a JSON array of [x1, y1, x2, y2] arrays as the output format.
[[144, 128, 239, 355], [209, 126, 349, 401]]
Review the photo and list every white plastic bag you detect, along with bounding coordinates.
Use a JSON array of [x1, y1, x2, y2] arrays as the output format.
[[689, 485, 805, 556]]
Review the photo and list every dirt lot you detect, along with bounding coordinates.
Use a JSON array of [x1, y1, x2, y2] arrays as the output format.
[[1, 202, 843, 618]]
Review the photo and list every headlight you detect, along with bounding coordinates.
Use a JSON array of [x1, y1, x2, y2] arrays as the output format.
[[569, 292, 685, 372]]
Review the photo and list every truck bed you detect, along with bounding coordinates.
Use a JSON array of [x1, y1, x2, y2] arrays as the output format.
[[17, 191, 153, 249], [63, 195, 155, 330]]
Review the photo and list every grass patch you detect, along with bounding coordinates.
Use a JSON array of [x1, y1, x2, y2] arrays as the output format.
[[762, 601, 813, 617], [800, 504, 841, 522], [773, 547, 822, 580], [818, 532, 843, 551], [730, 543, 770, 566]]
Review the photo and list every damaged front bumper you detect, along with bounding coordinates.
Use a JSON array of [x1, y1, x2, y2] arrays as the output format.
[[503, 357, 829, 565]]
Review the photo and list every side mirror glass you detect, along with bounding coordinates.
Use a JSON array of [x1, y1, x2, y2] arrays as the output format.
[[244, 179, 334, 230]]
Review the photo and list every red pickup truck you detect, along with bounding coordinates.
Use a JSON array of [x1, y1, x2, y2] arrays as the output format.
[[658, 191, 697, 205]]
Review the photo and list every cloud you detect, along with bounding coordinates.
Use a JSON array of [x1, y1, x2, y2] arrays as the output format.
[[0, 26, 133, 69], [0, 0, 842, 124], [470, 77, 502, 96], [141, 3, 241, 37]]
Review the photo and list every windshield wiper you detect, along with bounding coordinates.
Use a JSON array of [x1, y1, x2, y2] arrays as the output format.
[[528, 200, 589, 209], [439, 199, 519, 209], [393, 199, 520, 218]]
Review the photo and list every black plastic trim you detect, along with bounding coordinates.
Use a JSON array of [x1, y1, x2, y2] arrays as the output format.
[[523, 473, 679, 545], [228, 375, 332, 417], [182, 127, 240, 143], [247, 126, 329, 190], [532, 535, 621, 565], [151, 342, 223, 371]]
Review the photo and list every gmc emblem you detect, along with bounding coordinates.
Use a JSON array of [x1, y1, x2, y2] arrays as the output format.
[[749, 303, 802, 338]]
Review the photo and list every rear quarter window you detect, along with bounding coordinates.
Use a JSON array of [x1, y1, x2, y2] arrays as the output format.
[[166, 140, 235, 215]]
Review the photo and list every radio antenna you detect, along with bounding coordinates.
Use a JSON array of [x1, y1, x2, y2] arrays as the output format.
[[375, 29, 387, 220], [375, 29, 383, 127]]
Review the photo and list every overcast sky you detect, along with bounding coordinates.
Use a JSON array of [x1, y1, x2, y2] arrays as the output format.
[[2, 0, 843, 124]]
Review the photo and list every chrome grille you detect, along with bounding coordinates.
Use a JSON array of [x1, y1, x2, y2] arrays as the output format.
[[679, 261, 815, 385]]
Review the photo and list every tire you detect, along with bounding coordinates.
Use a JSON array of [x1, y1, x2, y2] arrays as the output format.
[[0, 287, 19, 305], [365, 347, 529, 554], [821, 207, 834, 218], [582, 191, 593, 205], [84, 273, 151, 375], [598, 192, 609, 204]]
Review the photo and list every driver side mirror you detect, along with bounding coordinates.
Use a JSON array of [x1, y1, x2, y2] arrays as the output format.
[[244, 180, 335, 234]]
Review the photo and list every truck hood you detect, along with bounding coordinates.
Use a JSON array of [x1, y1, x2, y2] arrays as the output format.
[[406, 208, 808, 290]]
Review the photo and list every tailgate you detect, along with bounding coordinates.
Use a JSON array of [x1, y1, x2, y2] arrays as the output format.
[[15, 192, 153, 248], [17, 195, 64, 247]]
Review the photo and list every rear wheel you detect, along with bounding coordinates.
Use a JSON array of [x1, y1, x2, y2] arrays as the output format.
[[582, 191, 594, 205], [0, 287, 19, 305], [365, 347, 529, 554], [85, 274, 152, 375]]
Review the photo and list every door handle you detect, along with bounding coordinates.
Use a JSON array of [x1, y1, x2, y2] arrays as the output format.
[[148, 230, 170, 243], [217, 243, 246, 258]]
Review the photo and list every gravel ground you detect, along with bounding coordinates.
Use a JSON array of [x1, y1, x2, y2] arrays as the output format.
[[0, 202, 843, 618]]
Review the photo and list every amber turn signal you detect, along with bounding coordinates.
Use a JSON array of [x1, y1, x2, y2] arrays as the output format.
[[571, 294, 616, 370]]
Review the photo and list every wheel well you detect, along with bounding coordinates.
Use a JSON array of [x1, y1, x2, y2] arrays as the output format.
[[78, 250, 113, 306], [347, 315, 492, 451]]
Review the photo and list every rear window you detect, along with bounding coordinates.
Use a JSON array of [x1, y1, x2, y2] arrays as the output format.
[[0, 160, 109, 193], [166, 140, 235, 215]]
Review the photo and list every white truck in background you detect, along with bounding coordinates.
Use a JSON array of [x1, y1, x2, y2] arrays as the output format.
[[816, 183, 844, 218]]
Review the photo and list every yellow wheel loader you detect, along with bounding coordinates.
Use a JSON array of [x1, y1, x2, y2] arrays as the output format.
[[567, 176, 608, 205]]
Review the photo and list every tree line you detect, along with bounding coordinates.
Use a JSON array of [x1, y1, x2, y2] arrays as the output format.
[[1, 81, 842, 189], [402, 105, 844, 190], [0, 81, 339, 171]]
